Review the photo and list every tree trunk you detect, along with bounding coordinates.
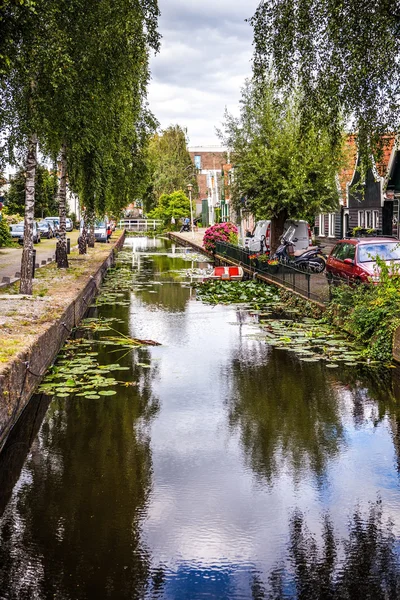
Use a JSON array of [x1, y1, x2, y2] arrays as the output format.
[[87, 209, 95, 247], [270, 210, 289, 255], [56, 143, 69, 268], [79, 210, 87, 254], [19, 134, 37, 295]]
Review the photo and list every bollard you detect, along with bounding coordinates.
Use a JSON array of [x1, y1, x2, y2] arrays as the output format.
[[67, 238, 71, 254], [32, 249, 36, 278]]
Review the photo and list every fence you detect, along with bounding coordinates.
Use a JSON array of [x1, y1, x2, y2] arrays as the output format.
[[119, 219, 163, 232], [215, 241, 330, 304]]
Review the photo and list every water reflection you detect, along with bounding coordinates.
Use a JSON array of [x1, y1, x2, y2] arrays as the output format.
[[226, 346, 344, 484], [2, 237, 400, 599], [267, 500, 400, 600]]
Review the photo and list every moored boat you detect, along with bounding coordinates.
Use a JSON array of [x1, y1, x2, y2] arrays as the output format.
[[207, 265, 244, 281]]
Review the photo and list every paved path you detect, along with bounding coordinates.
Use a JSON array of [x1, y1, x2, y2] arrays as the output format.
[[0, 232, 80, 287], [169, 228, 207, 249]]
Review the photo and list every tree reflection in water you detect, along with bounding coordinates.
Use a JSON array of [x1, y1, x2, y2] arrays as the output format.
[[226, 348, 344, 484], [0, 347, 159, 599], [266, 500, 400, 600]]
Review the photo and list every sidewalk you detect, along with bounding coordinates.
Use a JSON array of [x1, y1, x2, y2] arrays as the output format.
[[0, 231, 79, 287], [169, 228, 207, 248]]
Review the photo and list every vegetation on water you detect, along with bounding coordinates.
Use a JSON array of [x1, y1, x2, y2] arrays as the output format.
[[196, 279, 377, 366], [196, 279, 279, 308], [326, 260, 400, 362]]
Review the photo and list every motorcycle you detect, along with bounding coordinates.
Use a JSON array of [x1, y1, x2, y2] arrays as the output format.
[[273, 237, 327, 273], [180, 223, 190, 232]]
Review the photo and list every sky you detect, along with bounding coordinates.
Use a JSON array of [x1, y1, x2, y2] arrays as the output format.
[[147, 0, 260, 148]]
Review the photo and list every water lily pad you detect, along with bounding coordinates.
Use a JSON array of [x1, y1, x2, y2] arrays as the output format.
[[98, 390, 117, 396]]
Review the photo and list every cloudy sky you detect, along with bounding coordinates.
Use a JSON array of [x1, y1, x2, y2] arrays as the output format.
[[147, 0, 260, 148]]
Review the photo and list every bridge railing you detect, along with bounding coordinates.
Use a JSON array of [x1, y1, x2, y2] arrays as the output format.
[[119, 219, 163, 231]]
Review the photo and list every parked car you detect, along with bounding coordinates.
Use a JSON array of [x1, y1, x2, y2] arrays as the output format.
[[45, 217, 60, 234], [79, 219, 110, 242], [10, 221, 41, 244], [38, 220, 53, 239], [326, 237, 400, 283], [244, 219, 312, 255], [94, 220, 109, 242], [66, 217, 73, 232]]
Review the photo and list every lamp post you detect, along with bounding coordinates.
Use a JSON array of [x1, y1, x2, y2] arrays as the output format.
[[187, 183, 194, 239]]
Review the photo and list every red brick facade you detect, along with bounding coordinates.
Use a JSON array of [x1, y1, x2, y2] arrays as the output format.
[[189, 148, 227, 200]]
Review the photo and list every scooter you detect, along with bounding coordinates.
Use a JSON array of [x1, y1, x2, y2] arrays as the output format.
[[180, 223, 190, 232], [273, 237, 327, 272]]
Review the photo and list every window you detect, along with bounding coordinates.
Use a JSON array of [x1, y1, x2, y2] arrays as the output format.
[[373, 210, 379, 229], [328, 213, 335, 237], [358, 211, 365, 227], [194, 155, 202, 170], [344, 244, 356, 260], [319, 214, 326, 236], [335, 243, 348, 261]]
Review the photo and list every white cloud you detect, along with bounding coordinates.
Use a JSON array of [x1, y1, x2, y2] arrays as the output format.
[[148, 0, 260, 146]]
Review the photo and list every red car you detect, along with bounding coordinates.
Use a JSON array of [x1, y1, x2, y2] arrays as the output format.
[[326, 237, 400, 284]]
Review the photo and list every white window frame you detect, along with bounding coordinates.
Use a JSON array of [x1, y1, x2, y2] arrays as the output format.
[[373, 210, 379, 229], [358, 211, 365, 227], [319, 214, 326, 236], [328, 213, 335, 237], [365, 210, 372, 228]]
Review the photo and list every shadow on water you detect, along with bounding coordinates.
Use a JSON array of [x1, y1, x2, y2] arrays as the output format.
[[0, 394, 51, 518], [0, 253, 161, 599]]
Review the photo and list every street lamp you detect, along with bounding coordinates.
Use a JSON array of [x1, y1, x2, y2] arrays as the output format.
[[187, 183, 194, 239]]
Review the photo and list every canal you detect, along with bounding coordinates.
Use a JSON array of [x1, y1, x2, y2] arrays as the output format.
[[1, 236, 400, 599]]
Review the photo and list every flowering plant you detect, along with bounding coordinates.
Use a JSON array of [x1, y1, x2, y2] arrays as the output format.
[[249, 253, 259, 261], [267, 259, 279, 265], [203, 222, 239, 253], [256, 254, 272, 263]]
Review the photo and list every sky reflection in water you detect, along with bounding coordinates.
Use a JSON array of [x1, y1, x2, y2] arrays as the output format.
[[1, 236, 400, 599]]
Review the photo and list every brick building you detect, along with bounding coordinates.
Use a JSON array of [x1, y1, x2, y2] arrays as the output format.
[[188, 146, 228, 225]]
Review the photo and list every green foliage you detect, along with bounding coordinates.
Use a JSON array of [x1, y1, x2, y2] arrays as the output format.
[[250, 0, 400, 164], [327, 259, 400, 362], [4, 165, 57, 217], [142, 125, 197, 212], [0, 215, 13, 247], [219, 78, 346, 224], [147, 190, 190, 228]]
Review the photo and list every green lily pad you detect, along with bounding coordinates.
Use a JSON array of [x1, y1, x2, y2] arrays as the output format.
[[98, 390, 117, 396]]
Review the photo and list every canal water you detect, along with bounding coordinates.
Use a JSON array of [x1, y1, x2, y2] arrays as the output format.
[[1, 237, 400, 599]]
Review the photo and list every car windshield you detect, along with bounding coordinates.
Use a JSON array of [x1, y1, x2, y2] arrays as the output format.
[[358, 242, 400, 262], [38, 221, 47, 226], [13, 226, 24, 231], [95, 221, 106, 228]]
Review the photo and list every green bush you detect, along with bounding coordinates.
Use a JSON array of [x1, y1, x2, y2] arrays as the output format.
[[0, 217, 13, 247], [326, 259, 400, 362], [147, 190, 191, 229]]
